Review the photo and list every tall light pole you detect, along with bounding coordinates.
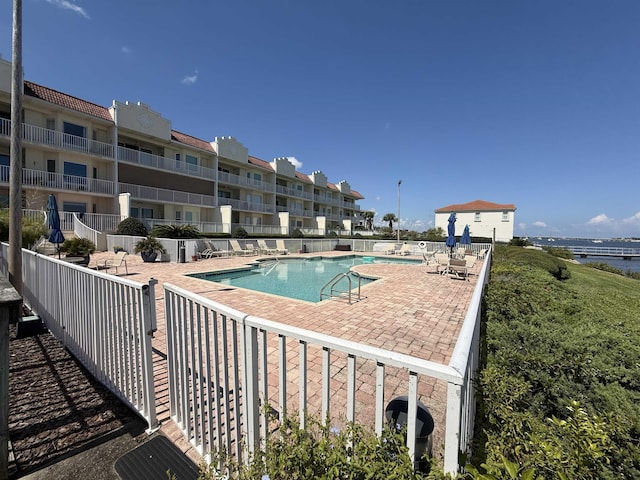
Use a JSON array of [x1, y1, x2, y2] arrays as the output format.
[[397, 179, 401, 242]]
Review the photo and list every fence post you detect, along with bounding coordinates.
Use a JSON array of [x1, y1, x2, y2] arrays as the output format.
[[242, 321, 260, 457], [444, 381, 462, 475], [141, 278, 158, 432], [1, 277, 22, 480]]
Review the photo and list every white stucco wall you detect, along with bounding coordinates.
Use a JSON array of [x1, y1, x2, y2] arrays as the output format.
[[435, 210, 515, 242]]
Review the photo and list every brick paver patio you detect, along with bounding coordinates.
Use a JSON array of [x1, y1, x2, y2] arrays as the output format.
[[89, 249, 482, 465]]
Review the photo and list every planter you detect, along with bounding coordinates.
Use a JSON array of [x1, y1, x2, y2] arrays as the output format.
[[140, 251, 158, 263]]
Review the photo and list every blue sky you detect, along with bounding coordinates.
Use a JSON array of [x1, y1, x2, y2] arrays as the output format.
[[1, 0, 639, 238]]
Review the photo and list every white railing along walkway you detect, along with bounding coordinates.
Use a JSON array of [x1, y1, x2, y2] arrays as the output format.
[[163, 247, 491, 474], [3, 245, 159, 431]]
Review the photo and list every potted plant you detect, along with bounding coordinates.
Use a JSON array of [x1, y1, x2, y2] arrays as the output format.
[[59, 237, 96, 266], [134, 236, 167, 263], [113, 245, 125, 253]]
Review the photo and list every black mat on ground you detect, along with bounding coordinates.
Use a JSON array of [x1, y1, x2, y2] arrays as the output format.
[[115, 435, 199, 480]]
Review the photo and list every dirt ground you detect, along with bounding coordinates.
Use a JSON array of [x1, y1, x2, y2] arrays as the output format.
[[8, 323, 144, 478]]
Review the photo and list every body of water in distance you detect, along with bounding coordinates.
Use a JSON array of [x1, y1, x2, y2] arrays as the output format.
[[529, 237, 640, 273]]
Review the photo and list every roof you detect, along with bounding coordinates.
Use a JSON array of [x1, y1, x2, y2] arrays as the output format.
[[248, 156, 275, 171], [435, 199, 516, 213], [170, 130, 215, 152], [24, 81, 113, 122]]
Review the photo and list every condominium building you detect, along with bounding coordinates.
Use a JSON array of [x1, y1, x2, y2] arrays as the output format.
[[0, 56, 363, 235]]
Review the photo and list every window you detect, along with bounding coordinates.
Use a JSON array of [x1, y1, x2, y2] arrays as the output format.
[[64, 161, 87, 177], [47, 159, 56, 173], [185, 211, 194, 222], [502, 211, 509, 222], [175, 210, 182, 221], [474, 212, 481, 222], [219, 190, 231, 199], [63, 202, 87, 214], [63, 122, 86, 138], [186, 154, 198, 172], [141, 208, 154, 219], [175, 153, 181, 168]]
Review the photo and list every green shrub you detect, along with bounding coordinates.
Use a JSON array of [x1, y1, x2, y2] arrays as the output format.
[[494, 245, 571, 280], [116, 217, 148, 237], [0, 210, 48, 248], [150, 224, 200, 239], [292, 228, 304, 238], [134, 236, 167, 254], [509, 237, 532, 247], [60, 237, 96, 256], [232, 227, 248, 238], [198, 410, 445, 480], [541, 245, 574, 260]]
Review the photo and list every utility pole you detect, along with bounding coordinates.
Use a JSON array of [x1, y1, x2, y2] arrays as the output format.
[[397, 179, 401, 242], [8, 0, 23, 295]]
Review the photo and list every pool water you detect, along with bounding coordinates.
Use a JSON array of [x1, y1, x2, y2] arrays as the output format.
[[189, 255, 421, 303]]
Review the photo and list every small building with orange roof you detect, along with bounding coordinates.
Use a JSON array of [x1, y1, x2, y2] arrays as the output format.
[[434, 200, 516, 242]]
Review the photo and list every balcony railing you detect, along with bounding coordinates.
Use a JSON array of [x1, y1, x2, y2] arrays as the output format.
[[0, 167, 115, 195], [275, 184, 313, 200], [217, 197, 275, 214], [0, 118, 115, 159], [119, 182, 216, 207], [218, 171, 275, 193], [117, 146, 217, 180]]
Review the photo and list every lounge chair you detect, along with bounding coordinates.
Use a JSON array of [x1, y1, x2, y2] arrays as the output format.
[[275, 239, 289, 255], [477, 248, 488, 259], [464, 254, 476, 270], [384, 243, 397, 255], [258, 239, 278, 255], [196, 240, 216, 259], [395, 243, 412, 256], [244, 243, 259, 256], [102, 251, 128, 275], [229, 239, 252, 256], [448, 258, 468, 280], [434, 253, 450, 274]]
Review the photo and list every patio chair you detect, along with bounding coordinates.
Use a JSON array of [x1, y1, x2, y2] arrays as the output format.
[[464, 254, 476, 270], [258, 239, 278, 255], [395, 243, 412, 256], [244, 243, 259, 256], [434, 253, 450, 275], [384, 243, 397, 255], [448, 258, 468, 280], [477, 248, 488, 259], [275, 239, 289, 255], [196, 240, 216, 259], [102, 251, 128, 275], [229, 239, 252, 256]]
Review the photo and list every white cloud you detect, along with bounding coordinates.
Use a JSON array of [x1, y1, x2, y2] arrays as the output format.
[[533, 221, 547, 228], [587, 213, 614, 226], [622, 212, 640, 224], [121, 46, 132, 55], [45, 0, 90, 19], [375, 196, 381, 201], [518, 222, 527, 230], [181, 70, 198, 85], [286, 156, 303, 169]]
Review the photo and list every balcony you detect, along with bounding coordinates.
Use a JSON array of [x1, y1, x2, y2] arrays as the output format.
[[218, 171, 275, 193], [275, 184, 313, 200], [117, 146, 217, 180], [217, 197, 275, 214], [314, 194, 340, 206], [0, 166, 115, 195], [0, 118, 114, 159], [276, 205, 313, 217], [119, 182, 216, 207]]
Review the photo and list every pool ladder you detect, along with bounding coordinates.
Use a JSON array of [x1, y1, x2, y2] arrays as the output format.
[[319, 271, 363, 304]]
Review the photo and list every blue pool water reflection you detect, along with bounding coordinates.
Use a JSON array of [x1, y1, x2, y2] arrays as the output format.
[[189, 255, 421, 302]]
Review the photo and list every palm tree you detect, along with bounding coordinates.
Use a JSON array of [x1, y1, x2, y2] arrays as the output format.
[[362, 211, 375, 230], [382, 213, 397, 231]]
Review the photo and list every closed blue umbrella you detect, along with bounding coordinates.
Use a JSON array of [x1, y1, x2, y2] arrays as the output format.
[[445, 212, 456, 256], [460, 224, 471, 247], [47, 194, 65, 258]]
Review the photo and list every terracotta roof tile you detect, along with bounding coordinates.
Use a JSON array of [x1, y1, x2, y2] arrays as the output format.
[[248, 156, 274, 171], [24, 81, 113, 121], [170, 130, 215, 152], [294, 172, 312, 183], [435, 199, 516, 213]]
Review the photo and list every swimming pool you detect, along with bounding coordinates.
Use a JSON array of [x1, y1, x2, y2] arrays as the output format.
[[189, 255, 421, 302]]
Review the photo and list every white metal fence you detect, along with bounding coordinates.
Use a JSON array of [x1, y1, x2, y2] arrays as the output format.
[[1, 244, 159, 431], [163, 247, 491, 474]]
